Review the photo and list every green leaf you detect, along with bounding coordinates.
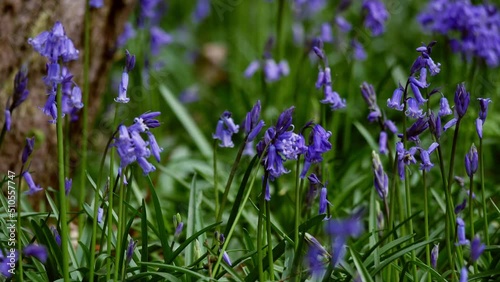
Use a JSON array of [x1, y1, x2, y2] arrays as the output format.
[[140, 199, 149, 274], [350, 247, 375, 282], [146, 176, 172, 262]]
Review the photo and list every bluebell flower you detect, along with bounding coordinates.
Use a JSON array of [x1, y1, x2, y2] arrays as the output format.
[[126, 239, 137, 265], [318, 187, 331, 216], [23, 171, 43, 195], [97, 207, 104, 223], [352, 39, 367, 61], [6, 67, 30, 119], [443, 116, 458, 132], [400, 117, 428, 142], [114, 112, 161, 174], [117, 23, 136, 48], [418, 142, 439, 171], [362, 0, 389, 36], [115, 50, 135, 103], [465, 144, 478, 178], [476, 118, 483, 139], [471, 236, 485, 262], [150, 26, 172, 56], [326, 211, 364, 267], [431, 244, 439, 269], [405, 98, 424, 118], [379, 131, 388, 155], [439, 97, 453, 116], [387, 83, 404, 111], [4, 109, 11, 132], [89, 0, 103, 8], [305, 233, 329, 279], [372, 151, 388, 199], [384, 120, 398, 134], [460, 266, 468, 282], [410, 42, 440, 76], [263, 59, 289, 82], [193, 0, 210, 22], [65, 177, 72, 195], [454, 83, 470, 118], [222, 251, 232, 266], [360, 82, 381, 121], [409, 77, 428, 105], [455, 198, 467, 214], [335, 16, 352, 33], [243, 100, 265, 142], [213, 111, 239, 148], [301, 124, 332, 178], [314, 44, 346, 110], [0, 251, 17, 278], [22, 137, 35, 165], [50, 226, 61, 246], [244, 60, 260, 78], [396, 142, 417, 180], [320, 23, 333, 43], [23, 244, 48, 263], [477, 98, 492, 122], [28, 21, 79, 63], [456, 217, 470, 246]]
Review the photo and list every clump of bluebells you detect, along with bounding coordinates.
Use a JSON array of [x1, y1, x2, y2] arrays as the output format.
[[114, 112, 162, 175], [313, 42, 346, 110], [244, 38, 290, 82]]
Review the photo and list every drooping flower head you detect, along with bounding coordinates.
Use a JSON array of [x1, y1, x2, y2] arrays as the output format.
[[23, 244, 48, 263], [471, 236, 485, 262], [476, 97, 492, 139], [28, 21, 79, 63], [360, 82, 382, 122], [3, 67, 29, 130], [21, 137, 35, 165], [115, 50, 136, 103], [326, 209, 365, 267], [431, 244, 439, 269], [314, 43, 346, 110], [372, 151, 388, 199], [305, 233, 329, 279], [387, 83, 404, 111], [418, 142, 439, 171], [300, 124, 332, 178], [362, 0, 389, 36], [465, 144, 478, 178], [23, 171, 43, 195], [114, 112, 162, 175], [213, 111, 239, 148], [243, 100, 265, 142], [454, 83, 470, 118], [456, 217, 470, 246]]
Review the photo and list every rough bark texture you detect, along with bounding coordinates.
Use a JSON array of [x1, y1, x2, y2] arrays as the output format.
[[0, 0, 136, 187]]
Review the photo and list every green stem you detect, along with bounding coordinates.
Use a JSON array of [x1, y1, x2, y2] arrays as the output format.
[[114, 173, 126, 280], [56, 72, 70, 282], [79, 0, 91, 235], [276, 0, 285, 60], [106, 107, 119, 281], [266, 200, 274, 280], [423, 170, 431, 282], [257, 173, 267, 282], [469, 174, 478, 273], [479, 139, 490, 260], [294, 157, 301, 251], [213, 141, 219, 222], [217, 137, 247, 223], [17, 166, 25, 281]]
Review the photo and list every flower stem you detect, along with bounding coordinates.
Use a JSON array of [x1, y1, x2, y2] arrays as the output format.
[[17, 165, 24, 281], [56, 72, 70, 282], [257, 180, 265, 282], [79, 0, 91, 235], [213, 141, 219, 222], [423, 170, 431, 282], [266, 200, 274, 280], [469, 174, 478, 273], [294, 156, 301, 251], [114, 172, 126, 280], [479, 139, 491, 260]]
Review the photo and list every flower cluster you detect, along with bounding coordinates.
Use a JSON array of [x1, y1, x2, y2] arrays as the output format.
[[115, 51, 136, 103], [244, 38, 290, 83], [213, 111, 240, 148], [362, 0, 389, 36], [419, 1, 500, 67], [28, 21, 82, 123], [325, 209, 364, 267], [114, 112, 162, 175], [313, 44, 346, 110], [256, 107, 307, 200]]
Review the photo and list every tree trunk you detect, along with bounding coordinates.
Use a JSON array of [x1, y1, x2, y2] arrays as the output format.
[[0, 0, 136, 188]]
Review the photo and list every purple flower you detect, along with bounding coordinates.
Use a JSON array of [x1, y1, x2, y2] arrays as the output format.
[[361, 82, 381, 121], [193, 0, 210, 22], [301, 124, 331, 178], [443, 117, 458, 132], [318, 67, 346, 110], [326, 212, 364, 267], [117, 23, 136, 48], [465, 144, 478, 178], [379, 131, 388, 155], [244, 60, 260, 78], [362, 0, 389, 36], [409, 78, 428, 105], [150, 26, 172, 56], [175, 222, 184, 238], [318, 187, 330, 216], [126, 239, 137, 264], [263, 59, 289, 82], [213, 111, 239, 148], [222, 251, 232, 266], [405, 98, 424, 119], [372, 151, 388, 199], [51, 226, 61, 246], [4, 109, 11, 131], [471, 236, 485, 262], [28, 21, 79, 63], [460, 266, 468, 282], [23, 244, 48, 263], [243, 100, 265, 142], [23, 171, 43, 195], [454, 83, 470, 118], [115, 51, 135, 103], [410, 42, 440, 76], [22, 137, 35, 165], [336, 16, 352, 33], [428, 112, 442, 139], [384, 120, 398, 134], [320, 23, 333, 43], [8, 67, 30, 113], [455, 198, 467, 214], [439, 97, 453, 116], [456, 217, 470, 246], [387, 83, 404, 111], [431, 244, 439, 269], [65, 178, 72, 195], [396, 142, 417, 180], [419, 142, 439, 171], [476, 118, 483, 139], [477, 98, 492, 122], [352, 39, 367, 61], [403, 117, 429, 142], [305, 234, 328, 278], [89, 0, 103, 8], [97, 207, 104, 223]]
